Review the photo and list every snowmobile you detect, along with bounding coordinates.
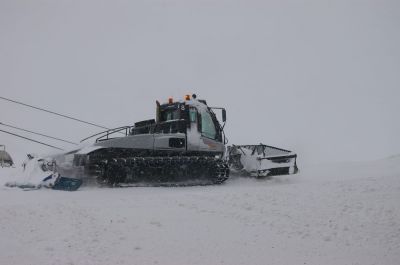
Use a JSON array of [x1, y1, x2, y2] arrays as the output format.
[[71, 94, 297, 187], [5, 154, 82, 191]]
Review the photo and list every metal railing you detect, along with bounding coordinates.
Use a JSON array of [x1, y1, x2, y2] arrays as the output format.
[[80, 119, 188, 144], [80, 126, 134, 143]]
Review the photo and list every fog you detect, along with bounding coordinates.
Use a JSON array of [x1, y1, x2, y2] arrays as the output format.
[[1, 0, 399, 165]]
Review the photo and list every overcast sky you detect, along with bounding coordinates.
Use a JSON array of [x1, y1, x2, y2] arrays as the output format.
[[1, 0, 399, 165]]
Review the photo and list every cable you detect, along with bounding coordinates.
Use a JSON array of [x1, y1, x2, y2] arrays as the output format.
[[0, 129, 64, 150], [0, 122, 78, 145], [0, 96, 110, 130]]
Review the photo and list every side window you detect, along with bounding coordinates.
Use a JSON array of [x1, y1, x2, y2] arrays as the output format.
[[201, 111, 217, 139], [162, 110, 180, 121], [189, 108, 197, 122]]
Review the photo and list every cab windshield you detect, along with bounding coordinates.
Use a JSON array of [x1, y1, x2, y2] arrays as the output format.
[[201, 110, 217, 139]]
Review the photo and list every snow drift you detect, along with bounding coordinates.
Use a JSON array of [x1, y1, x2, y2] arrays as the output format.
[[0, 156, 399, 265]]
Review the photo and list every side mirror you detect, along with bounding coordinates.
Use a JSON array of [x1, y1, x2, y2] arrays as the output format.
[[222, 109, 227, 122]]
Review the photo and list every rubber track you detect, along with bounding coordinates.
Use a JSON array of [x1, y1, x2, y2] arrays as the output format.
[[90, 156, 230, 187]]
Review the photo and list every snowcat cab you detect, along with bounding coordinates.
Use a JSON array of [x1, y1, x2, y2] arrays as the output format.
[[151, 94, 227, 153]]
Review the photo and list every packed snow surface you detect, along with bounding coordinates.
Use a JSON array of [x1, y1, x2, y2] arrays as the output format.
[[0, 157, 399, 265]]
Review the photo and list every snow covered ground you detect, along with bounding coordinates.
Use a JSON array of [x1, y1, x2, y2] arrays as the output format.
[[0, 157, 399, 265]]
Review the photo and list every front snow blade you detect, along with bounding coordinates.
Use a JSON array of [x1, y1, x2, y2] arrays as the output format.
[[228, 144, 298, 178]]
